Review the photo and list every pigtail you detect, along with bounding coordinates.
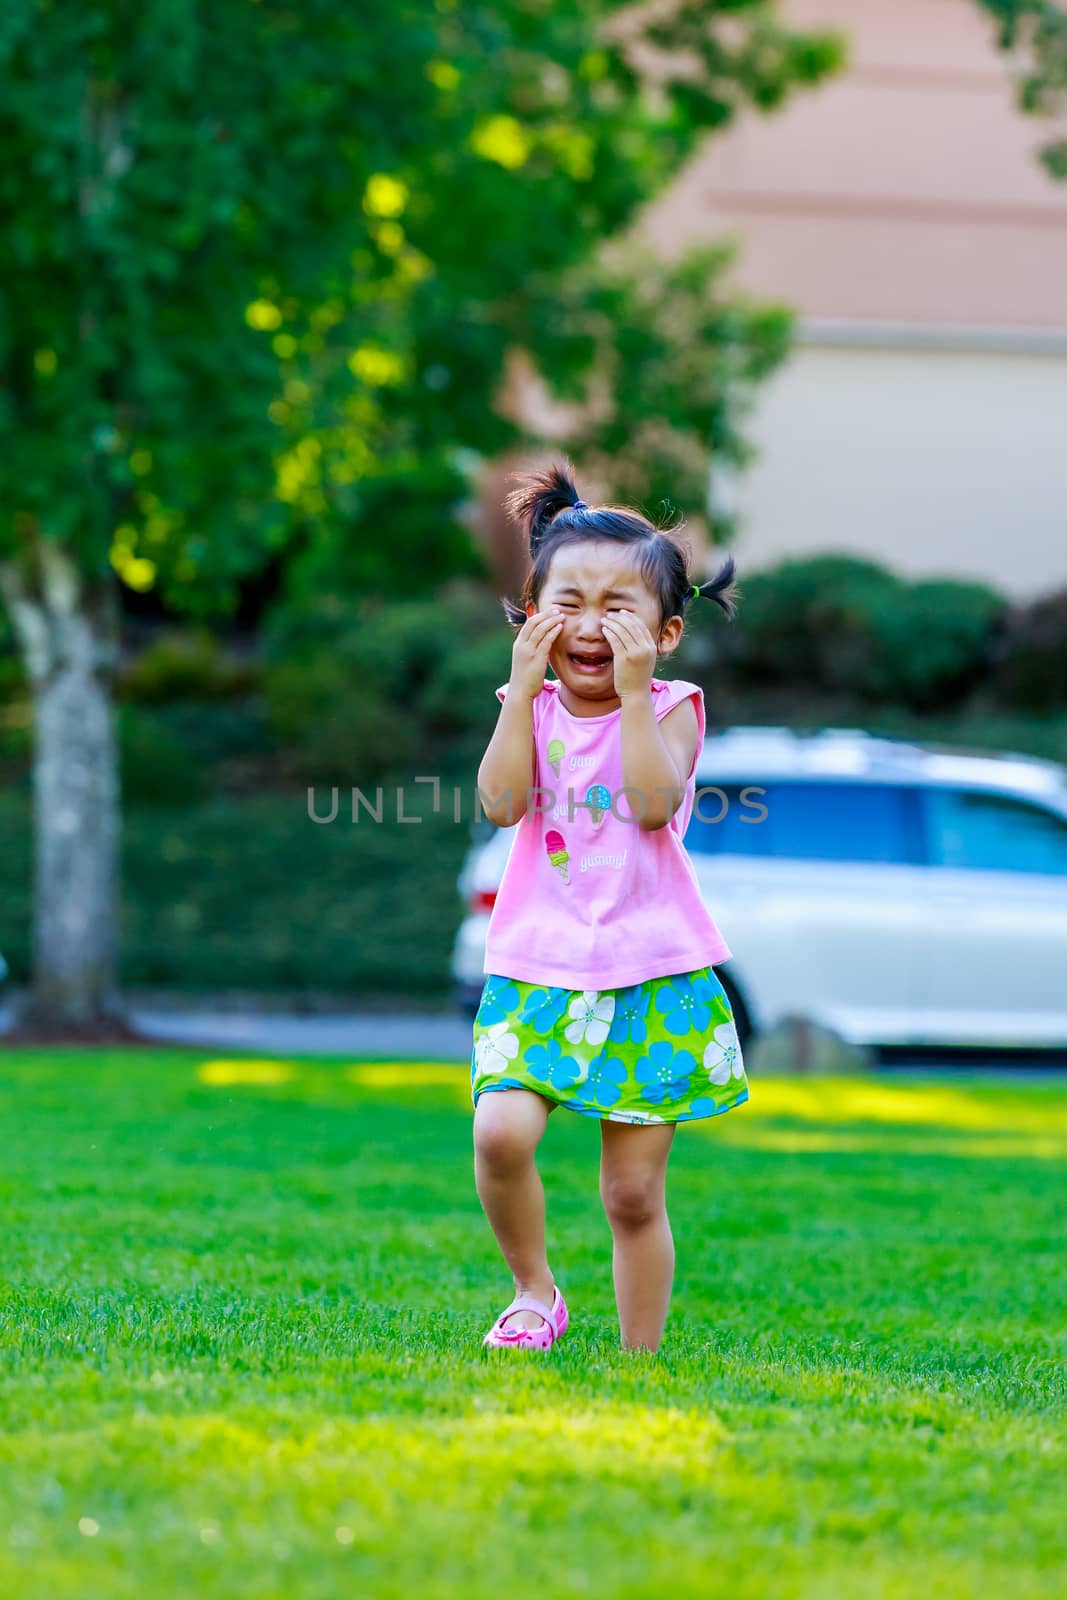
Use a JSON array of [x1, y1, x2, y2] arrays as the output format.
[[504, 458, 586, 557], [499, 595, 527, 628], [691, 553, 740, 621]]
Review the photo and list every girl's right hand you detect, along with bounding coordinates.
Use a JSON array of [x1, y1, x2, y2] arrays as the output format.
[[509, 608, 564, 700]]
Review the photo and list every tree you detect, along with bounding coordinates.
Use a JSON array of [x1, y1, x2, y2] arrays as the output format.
[[0, 1, 842, 1031], [977, 1, 1067, 177]]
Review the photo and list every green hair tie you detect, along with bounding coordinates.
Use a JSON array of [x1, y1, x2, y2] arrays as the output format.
[[691, 583, 701, 599]]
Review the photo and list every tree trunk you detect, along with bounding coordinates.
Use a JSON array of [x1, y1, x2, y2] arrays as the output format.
[[0, 538, 129, 1034]]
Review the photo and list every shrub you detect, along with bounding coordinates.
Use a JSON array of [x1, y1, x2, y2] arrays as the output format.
[[262, 595, 455, 707], [265, 658, 420, 784], [260, 594, 367, 664], [723, 554, 900, 689], [119, 628, 260, 705], [276, 455, 487, 605], [418, 631, 514, 734], [150, 699, 277, 768], [0, 698, 32, 764], [343, 600, 459, 706], [870, 579, 1008, 710], [282, 695, 420, 787], [724, 554, 1007, 709], [118, 706, 208, 806], [264, 656, 348, 742], [992, 588, 1067, 710], [0, 655, 26, 702]]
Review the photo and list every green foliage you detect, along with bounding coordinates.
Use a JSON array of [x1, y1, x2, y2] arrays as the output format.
[[976, 1, 1067, 177], [262, 591, 512, 780], [264, 659, 421, 786], [721, 554, 899, 684], [262, 595, 453, 688], [339, 601, 460, 707], [721, 556, 1008, 710], [533, 243, 795, 524], [118, 628, 260, 705], [0, 0, 844, 620], [993, 586, 1067, 708], [0, 654, 26, 703], [0, 700, 31, 764], [871, 579, 1010, 710], [848, 703, 1067, 765], [418, 631, 515, 734], [0, 1055, 1063, 1597], [259, 594, 370, 665], [120, 792, 466, 992], [148, 698, 277, 769], [278, 456, 489, 605], [117, 706, 209, 807]]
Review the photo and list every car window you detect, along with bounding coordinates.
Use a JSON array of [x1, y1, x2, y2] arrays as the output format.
[[685, 782, 923, 865], [924, 788, 1067, 875]]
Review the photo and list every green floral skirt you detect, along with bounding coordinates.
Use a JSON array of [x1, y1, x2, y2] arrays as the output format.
[[471, 966, 749, 1126]]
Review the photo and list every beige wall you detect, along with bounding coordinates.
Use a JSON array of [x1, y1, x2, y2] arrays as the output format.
[[734, 337, 1067, 599]]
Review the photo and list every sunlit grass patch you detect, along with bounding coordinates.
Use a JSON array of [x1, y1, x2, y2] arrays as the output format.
[[198, 1059, 296, 1087], [345, 1062, 467, 1088], [715, 1125, 1067, 1160], [746, 1078, 1067, 1135], [190, 1057, 470, 1111], [708, 1075, 1067, 1159]]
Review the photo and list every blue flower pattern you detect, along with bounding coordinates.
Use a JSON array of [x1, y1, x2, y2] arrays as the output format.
[[574, 1053, 628, 1109], [654, 973, 717, 1036], [523, 1039, 583, 1090], [518, 986, 571, 1035], [607, 984, 651, 1045], [478, 976, 521, 1026], [472, 968, 747, 1124], [634, 1041, 696, 1104]]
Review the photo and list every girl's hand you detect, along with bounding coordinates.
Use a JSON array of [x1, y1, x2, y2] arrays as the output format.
[[509, 608, 564, 700], [602, 610, 658, 699]]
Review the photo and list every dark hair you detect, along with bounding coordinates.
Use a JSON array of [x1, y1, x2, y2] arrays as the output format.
[[499, 459, 740, 631]]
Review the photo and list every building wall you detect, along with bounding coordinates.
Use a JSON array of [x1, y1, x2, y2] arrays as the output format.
[[636, 0, 1067, 597], [736, 338, 1067, 599]]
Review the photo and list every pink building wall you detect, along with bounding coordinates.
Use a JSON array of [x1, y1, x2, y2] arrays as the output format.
[[634, 0, 1067, 599], [642, 0, 1067, 330]]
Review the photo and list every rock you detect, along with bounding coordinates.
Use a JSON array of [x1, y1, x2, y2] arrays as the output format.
[[746, 1013, 874, 1076]]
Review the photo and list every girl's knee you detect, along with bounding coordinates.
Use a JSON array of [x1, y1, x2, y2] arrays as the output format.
[[600, 1172, 664, 1230], [473, 1096, 544, 1171]]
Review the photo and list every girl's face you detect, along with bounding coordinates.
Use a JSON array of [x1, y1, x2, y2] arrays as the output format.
[[527, 540, 683, 710]]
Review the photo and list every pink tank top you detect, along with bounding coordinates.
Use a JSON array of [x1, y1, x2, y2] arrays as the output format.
[[482, 675, 733, 990]]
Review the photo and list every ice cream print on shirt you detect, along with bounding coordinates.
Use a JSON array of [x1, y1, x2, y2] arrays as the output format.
[[585, 784, 610, 829], [545, 779, 615, 830], [536, 718, 648, 887], [545, 829, 571, 884], [544, 824, 629, 884]]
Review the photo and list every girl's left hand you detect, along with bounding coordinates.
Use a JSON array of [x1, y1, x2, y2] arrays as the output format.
[[602, 610, 658, 698]]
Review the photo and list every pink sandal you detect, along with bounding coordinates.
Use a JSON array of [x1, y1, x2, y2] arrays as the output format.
[[482, 1284, 569, 1350]]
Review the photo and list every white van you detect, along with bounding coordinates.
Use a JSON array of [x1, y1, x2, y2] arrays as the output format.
[[452, 727, 1067, 1050]]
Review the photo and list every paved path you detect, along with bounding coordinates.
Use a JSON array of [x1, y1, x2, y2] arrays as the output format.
[[0, 1002, 475, 1059]]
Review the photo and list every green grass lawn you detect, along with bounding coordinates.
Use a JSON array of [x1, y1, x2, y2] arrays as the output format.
[[0, 1051, 1063, 1599]]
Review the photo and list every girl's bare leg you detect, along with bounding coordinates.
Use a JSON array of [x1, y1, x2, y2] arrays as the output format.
[[473, 1088, 559, 1332], [599, 1121, 677, 1352]]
